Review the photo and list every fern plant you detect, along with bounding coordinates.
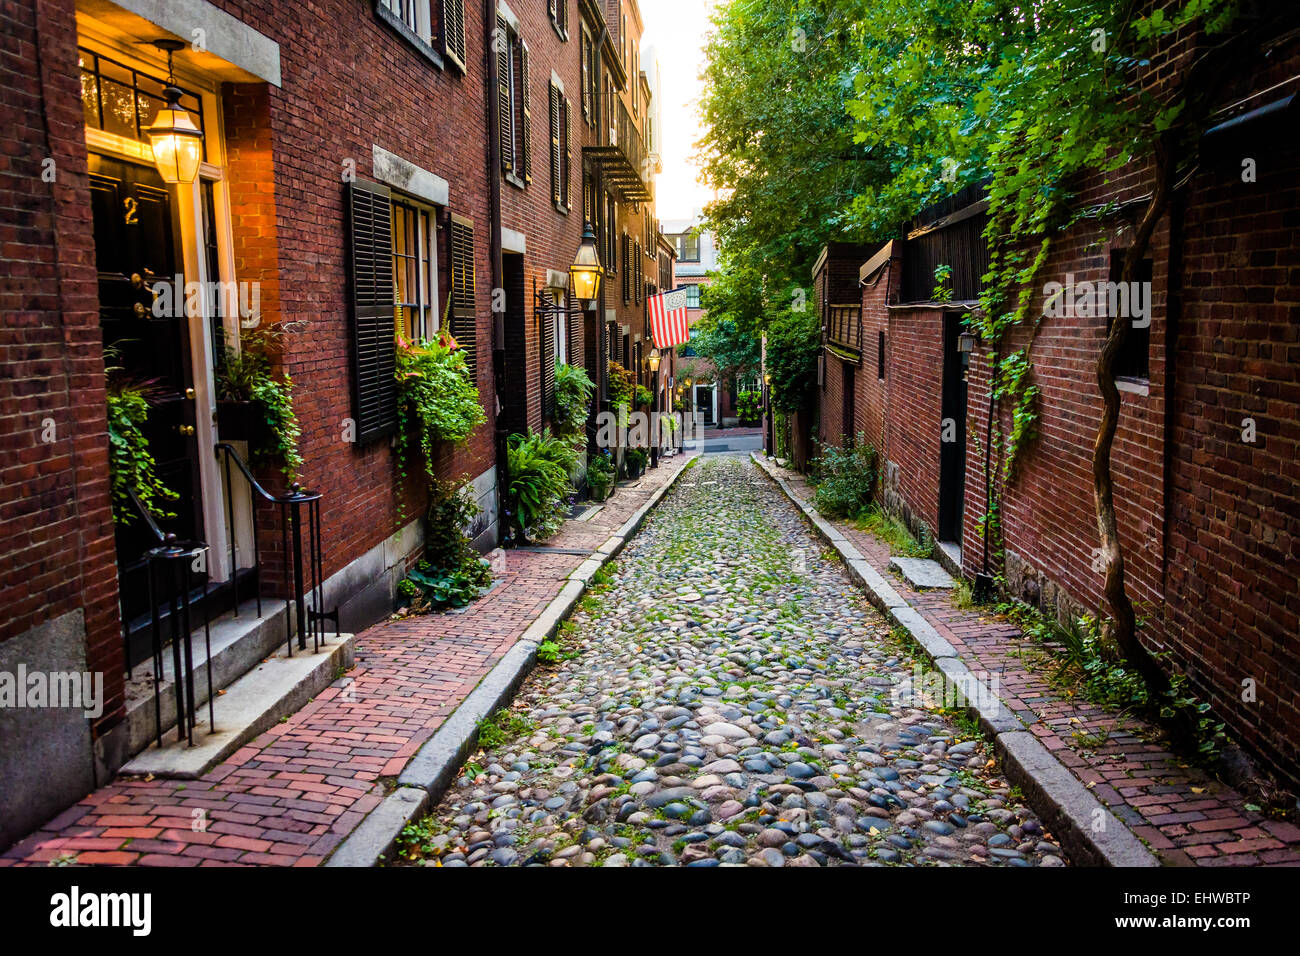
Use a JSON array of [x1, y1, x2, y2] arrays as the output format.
[[505, 428, 577, 541], [553, 359, 595, 438]]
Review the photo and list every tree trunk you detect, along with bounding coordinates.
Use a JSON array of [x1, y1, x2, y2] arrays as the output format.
[[1091, 135, 1192, 738]]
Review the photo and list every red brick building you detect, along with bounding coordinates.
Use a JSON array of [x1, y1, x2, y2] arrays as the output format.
[[807, 37, 1300, 786], [0, 0, 664, 849]]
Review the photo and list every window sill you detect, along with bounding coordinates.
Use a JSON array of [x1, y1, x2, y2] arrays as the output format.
[[374, 5, 446, 71], [1116, 378, 1150, 396], [505, 172, 527, 191], [551, 20, 569, 42]]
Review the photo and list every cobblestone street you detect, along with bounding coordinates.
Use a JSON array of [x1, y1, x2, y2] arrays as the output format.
[[404, 458, 1061, 867]]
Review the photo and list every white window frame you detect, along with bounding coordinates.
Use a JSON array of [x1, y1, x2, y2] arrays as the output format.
[[553, 293, 568, 363], [381, 0, 434, 44], [391, 195, 441, 341]]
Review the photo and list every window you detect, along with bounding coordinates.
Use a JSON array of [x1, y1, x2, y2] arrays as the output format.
[[1108, 249, 1153, 383], [79, 48, 207, 158], [674, 232, 700, 262], [391, 198, 439, 341], [684, 283, 700, 309], [548, 0, 568, 39], [375, 1, 465, 68], [680, 327, 698, 357], [549, 81, 571, 212], [877, 330, 886, 380], [497, 15, 531, 188], [580, 28, 596, 126], [380, 0, 427, 39], [604, 194, 617, 274], [552, 295, 568, 363]]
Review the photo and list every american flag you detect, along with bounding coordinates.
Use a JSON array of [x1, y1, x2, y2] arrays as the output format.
[[648, 287, 691, 349]]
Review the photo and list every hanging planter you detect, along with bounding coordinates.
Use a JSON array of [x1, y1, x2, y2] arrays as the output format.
[[214, 324, 303, 479], [215, 399, 272, 447]]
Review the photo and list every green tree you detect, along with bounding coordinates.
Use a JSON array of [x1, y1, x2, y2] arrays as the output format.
[[697, 0, 884, 298]]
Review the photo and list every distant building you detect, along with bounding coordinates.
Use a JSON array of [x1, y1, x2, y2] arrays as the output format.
[[659, 213, 756, 426]]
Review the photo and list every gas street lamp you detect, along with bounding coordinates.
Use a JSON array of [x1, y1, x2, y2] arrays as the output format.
[[147, 39, 204, 185], [569, 222, 603, 302]]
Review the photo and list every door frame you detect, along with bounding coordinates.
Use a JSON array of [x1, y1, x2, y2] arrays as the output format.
[[938, 311, 968, 544], [692, 382, 717, 426], [79, 29, 245, 585]]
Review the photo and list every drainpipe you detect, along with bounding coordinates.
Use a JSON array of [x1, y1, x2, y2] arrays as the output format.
[[485, 0, 507, 545]]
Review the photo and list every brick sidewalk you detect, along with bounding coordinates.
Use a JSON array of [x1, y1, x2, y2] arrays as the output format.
[[765, 460, 1300, 867], [1, 459, 690, 867]]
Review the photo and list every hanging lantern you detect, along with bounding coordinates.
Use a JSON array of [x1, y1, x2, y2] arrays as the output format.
[[147, 39, 203, 185], [569, 221, 603, 302]]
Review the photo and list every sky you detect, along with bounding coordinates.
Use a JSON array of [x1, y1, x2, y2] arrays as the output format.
[[641, 0, 718, 223]]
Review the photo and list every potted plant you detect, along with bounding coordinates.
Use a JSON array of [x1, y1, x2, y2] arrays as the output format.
[[624, 445, 648, 479], [215, 324, 303, 478], [586, 450, 615, 501]]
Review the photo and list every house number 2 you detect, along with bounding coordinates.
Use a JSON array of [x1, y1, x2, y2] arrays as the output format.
[[123, 196, 139, 225]]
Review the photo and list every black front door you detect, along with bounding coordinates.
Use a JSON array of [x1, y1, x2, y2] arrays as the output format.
[[938, 311, 968, 543], [90, 154, 204, 636]]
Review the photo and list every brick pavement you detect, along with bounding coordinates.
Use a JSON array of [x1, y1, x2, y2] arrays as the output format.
[[1, 459, 690, 867], [765, 460, 1300, 867]]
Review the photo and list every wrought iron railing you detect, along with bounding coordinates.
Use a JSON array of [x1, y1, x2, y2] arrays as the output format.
[[124, 487, 214, 749], [215, 443, 339, 657]]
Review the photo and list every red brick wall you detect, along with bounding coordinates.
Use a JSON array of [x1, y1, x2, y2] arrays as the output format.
[[953, 32, 1300, 787], [1164, 135, 1300, 781], [0, 0, 123, 732], [243, 0, 498, 580], [885, 306, 945, 535], [858, 254, 895, 453]]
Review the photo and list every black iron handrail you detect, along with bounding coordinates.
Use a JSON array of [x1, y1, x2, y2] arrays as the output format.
[[124, 488, 214, 749], [214, 443, 338, 657]]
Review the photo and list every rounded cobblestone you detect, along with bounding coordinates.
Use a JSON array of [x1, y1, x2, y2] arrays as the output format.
[[404, 458, 1062, 867]]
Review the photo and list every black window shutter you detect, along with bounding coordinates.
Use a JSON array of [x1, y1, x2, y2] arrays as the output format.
[[541, 301, 556, 419], [562, 96, 572, 210], [520, 41, 532, 183], [442, 0, 466, 67], [549, 84, 562, 208], [497, 15, 513, 173], [345, 179, 397, 444], [449, 213, 478, 377]]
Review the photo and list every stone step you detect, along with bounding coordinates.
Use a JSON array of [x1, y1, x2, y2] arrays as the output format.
[[123, 599, 289, 758], [888, 556, 956, 590], [121, 632, 354, 779]]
